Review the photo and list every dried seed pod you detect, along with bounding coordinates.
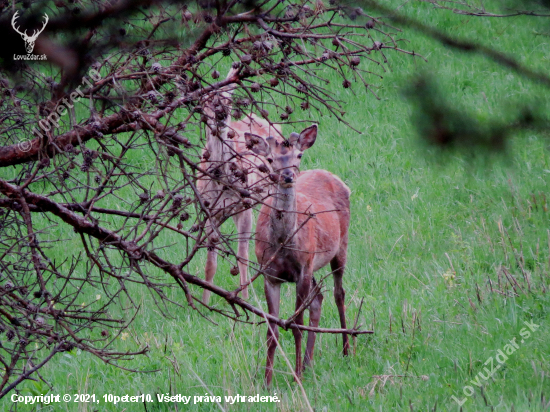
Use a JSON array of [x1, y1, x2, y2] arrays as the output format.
[[182, 9, 192, 21], [203, 150, 211, 160], [146, 91, 158, 103], [211, 70, 220, 79], [203, 13, 213, 23], [236, 98, 250, 107], [101, 330, 109, 337], [190, 224, 199, 232], [240, 54, 252, 64], [6, 330, 14, 341], [172, 195, 183, 208], [342, 79, 351, 88], [230, 266, 239, 276], [280, 112, 289, 120], [138, 192, 149, 203], [180, 212, 190, 221], [203, 200, 210, 207], [151, 62, 162, 73], [350, 56, 360, 67], [258, 164, 269, 174], [300, 101, 310, 110], [332, 37, 340, 47], [227, 130, 236, 139], [366, 19, 376, 29], [251, 83, 261, 93], [260, 109, 269, 119], [285, 105, 294, 114], [232, 109, 243, 120], [222, 48, 231, 56], [297, 84, 307, 94], [373, 41, 383, 50], [155, 190, 165, 199], [94, 175, 101, 184], [269, 77, 279, 87], [165, 91, 176, 101], [242, 198, 253, 209]]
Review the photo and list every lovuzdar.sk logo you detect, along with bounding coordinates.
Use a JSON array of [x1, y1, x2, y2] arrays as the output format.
[[12, 11, 48, 61]]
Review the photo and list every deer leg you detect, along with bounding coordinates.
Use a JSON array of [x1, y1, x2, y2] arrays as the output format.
[[264, 279, 281, 387], [293, 271, 312, 381], [331, 254, 349, 356], [201, 248, 218, 304], [304, 277, 323, 369], [232, 209, 252, 299], [202, 220, 220, 305]]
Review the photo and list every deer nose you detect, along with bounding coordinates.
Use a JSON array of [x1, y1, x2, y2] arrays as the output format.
[[281, 169, 294, 184]]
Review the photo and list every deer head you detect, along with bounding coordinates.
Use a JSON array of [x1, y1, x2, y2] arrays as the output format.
[[12, 11, 49, 54], [245, 124, 317, 188]]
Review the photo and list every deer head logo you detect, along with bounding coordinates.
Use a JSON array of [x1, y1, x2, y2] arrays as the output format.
[[11, 11, 49, 54]]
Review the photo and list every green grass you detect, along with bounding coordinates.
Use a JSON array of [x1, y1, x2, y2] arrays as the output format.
[[3, 1, 550, 411]]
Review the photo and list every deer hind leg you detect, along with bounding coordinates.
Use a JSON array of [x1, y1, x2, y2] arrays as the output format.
[[264, 279, 281, 387], [233, 209, 252, 299], [304, 277, 323, 369], [331, 251, 349, 356], [292, 270, 312, 382]]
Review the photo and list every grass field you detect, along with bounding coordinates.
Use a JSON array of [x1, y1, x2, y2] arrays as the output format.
[[3, 1, 550, 411]]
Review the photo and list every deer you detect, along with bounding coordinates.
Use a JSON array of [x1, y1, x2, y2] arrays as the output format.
[[197, 68, 281, 304], [11, 11, 49, 54], [244, 124, 351, 387]]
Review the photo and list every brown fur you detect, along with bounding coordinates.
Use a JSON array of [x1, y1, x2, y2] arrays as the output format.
[[246, 126, 351, 386], [196, 76, 281, 304]]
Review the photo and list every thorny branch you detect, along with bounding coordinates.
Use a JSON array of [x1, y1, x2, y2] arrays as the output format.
[[3, 0, 547, 397], [0, 0, 397, 395]]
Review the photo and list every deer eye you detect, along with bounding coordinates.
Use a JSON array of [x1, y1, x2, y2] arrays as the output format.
[[297, 153, 302, 159], [267, 158, 273, 164]]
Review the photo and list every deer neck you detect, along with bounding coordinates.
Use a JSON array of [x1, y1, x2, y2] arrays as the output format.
[[269, 185, 298, 245], [207, 129, 233, 163]]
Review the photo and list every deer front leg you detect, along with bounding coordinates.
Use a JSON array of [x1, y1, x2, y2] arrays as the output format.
[[201, 248, 218, 304], [293, 270, 312, 382], [202, 219, 220, 305], [264, 279, 281, 387], [233, 209, 253, 299]]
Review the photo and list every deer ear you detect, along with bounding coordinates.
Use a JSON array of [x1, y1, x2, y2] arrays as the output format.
[[297, 124, 317, 151], [244, 133, 270, 156]]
